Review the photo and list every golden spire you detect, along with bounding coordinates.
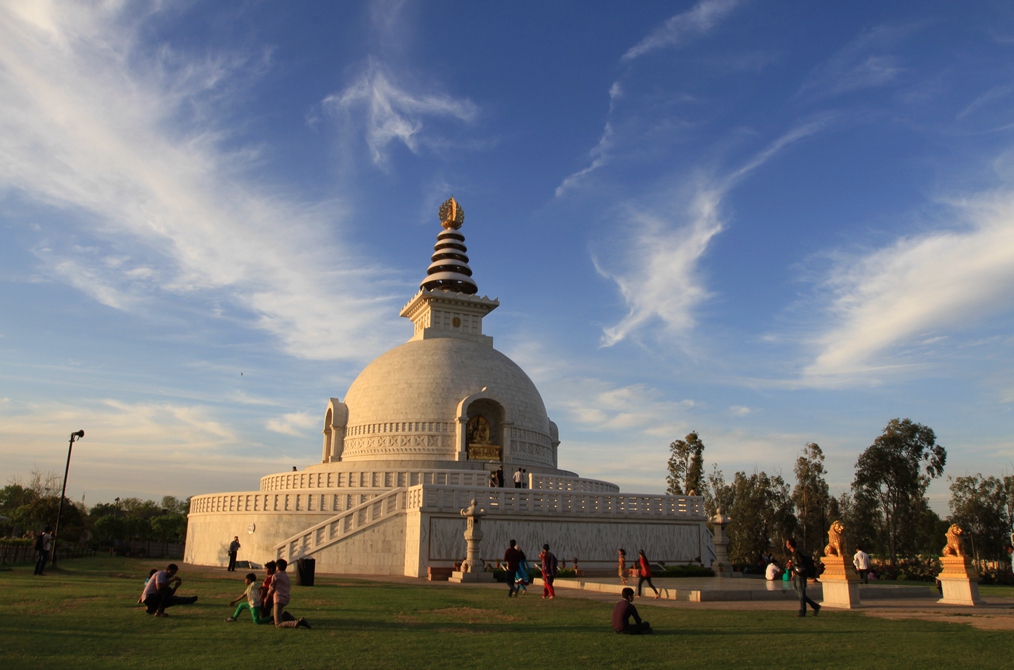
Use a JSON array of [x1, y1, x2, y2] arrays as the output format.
[[438, 196, 465, 230]]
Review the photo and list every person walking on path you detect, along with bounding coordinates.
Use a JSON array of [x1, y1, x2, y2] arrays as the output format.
[[612, 587, 651, 634], [853, 545, 871, 584], [513, 468, 523, 488], [515, 546, 530, 596], [503, 540, 523, 597], [227, 536, 241, 571], [226, 572, 267, 624], [786, 538, 820, 617], [34, 528, 52, 575], [539, 544, 558, 599], [617, 548, 628, 585], [266, 559, 310, 628], [636, 550, 660, 599]]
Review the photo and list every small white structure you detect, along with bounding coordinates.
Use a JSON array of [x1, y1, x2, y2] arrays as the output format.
[[185, 199, 715, 576]]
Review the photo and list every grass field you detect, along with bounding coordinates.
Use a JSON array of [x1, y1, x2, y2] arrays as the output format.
[[3, 558, 1012, 669]]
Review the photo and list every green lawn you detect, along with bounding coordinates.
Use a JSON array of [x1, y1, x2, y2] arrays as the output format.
[[3, 558, 1011, 669]]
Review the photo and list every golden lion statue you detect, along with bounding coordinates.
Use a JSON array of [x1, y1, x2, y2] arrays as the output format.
[[824, 520, 846, 557], [942, 524, 966, 557]]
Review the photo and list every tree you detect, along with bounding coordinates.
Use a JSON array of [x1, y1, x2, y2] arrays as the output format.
[[792, 443, 830, 555], [852, 418, 946, 564], [703, 464, 733, 516], [949, 474, 1007, 562], [722, 470, 797, 565], [666, 432, 705, 496]]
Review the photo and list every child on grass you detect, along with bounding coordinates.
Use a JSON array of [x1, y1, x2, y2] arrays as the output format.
[[226, 572, 266, 624]]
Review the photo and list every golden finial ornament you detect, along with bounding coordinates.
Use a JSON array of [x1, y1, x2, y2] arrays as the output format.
[[438, 196, 465, 230]]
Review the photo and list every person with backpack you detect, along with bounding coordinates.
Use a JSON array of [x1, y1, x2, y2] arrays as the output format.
[[539, 544, 558, 599], [785, 538, 820, 617]]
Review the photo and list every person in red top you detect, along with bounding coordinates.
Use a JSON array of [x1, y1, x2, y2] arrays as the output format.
[[260, 561, 276, 621], [503, 540, 523, 597], [612, 587, 651, 634], [637, 550, 660, 599]]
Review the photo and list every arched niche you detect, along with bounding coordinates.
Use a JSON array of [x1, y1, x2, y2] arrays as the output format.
[[454, 390, 510, 463], [321, 398, 349, 463]]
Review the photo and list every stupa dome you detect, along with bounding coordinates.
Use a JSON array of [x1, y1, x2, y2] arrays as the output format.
[[339, 337, 555, 467]]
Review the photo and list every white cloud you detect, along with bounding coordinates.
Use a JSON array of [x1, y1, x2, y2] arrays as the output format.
[[323, 59, 478, 166], [622, 0, 740, 62], [0, 2, 398, 362], [599, 122, 824, 346], [266, 411, 318, 437], [803, 192, 1014, 382]]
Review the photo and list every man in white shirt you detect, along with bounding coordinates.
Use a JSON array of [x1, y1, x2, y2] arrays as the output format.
[[513, 468, 523, 489], [765, 560, 781, 581], [853, 546, 871, 584]]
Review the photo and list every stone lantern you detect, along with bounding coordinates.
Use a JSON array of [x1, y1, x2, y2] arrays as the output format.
[[710, 508, 734, 577], [450, 498, 494, 583]]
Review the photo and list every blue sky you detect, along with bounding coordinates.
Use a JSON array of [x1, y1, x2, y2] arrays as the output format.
[[2, 1, 1013, 511]]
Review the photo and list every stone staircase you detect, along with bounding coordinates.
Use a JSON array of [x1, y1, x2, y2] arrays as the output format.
[[274, 486, 409, 561]]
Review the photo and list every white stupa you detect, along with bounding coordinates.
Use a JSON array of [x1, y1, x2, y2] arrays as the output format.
[[185, 198, 713, 576]]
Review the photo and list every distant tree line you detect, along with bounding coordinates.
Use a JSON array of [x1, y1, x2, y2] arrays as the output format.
[[667, 418, 1014, 572], [0, 470, 190, 555]]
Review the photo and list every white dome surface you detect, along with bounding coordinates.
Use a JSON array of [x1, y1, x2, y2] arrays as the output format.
[[340, 337, 553, 466]]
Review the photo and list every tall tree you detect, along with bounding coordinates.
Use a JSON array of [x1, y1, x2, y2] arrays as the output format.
[[949, 474, 1007, 562], [703, 465, 732, 517], [724, 470, 797, 565], [792, 443, 830, 554], [666, 432, 705, 495], [852, 418, 946, 564]]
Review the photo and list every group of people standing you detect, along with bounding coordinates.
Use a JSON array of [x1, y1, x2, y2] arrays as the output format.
[[488, 466, 530, 489]]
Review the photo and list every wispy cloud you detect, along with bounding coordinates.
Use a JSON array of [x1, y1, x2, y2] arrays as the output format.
[[803, 192, 1014, 383], [323, 58, 478, 166], [266, 411, 318, 437], [557, 2, 741, 197], [800, 24, 912, 100], [0, 2, 397, 362], [599, 122, 825, 346], [622, 0, 740, 62]]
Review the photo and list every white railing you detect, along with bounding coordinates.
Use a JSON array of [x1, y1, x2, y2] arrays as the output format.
[[192, 484, 705, 520], [409, 486, 705, 519], [529, 473, 620, 493], [274, 487, 409, 561], [259, 468, 491, 492], [189, 491, 379, 515]]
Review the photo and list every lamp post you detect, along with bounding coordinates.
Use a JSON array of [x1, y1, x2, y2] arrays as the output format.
[[51, 429, 84, 568]]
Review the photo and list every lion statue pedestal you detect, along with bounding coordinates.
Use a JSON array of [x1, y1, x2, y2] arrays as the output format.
[[819, 520, 862, 609], [937, 525, 983, 606]]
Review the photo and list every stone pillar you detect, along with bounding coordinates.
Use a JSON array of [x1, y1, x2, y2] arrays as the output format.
[[937, 524, 984, 606], [819, 520, 862, 609], [710, 509, 734, 577], [450, 498, 494, 583]]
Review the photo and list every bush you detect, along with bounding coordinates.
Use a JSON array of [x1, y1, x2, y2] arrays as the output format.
[[978, 568, 1014, 586], [0, 538, 33, 547]]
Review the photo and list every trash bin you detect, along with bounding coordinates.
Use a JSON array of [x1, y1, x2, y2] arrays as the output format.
[[296, 557, 315, 586]]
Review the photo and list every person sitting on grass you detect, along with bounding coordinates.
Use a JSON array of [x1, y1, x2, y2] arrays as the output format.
[[266, 559, 310, 629], [226, 572, 267, 624], [140, 563, 198, 617], [612, 587, 651, 634]]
